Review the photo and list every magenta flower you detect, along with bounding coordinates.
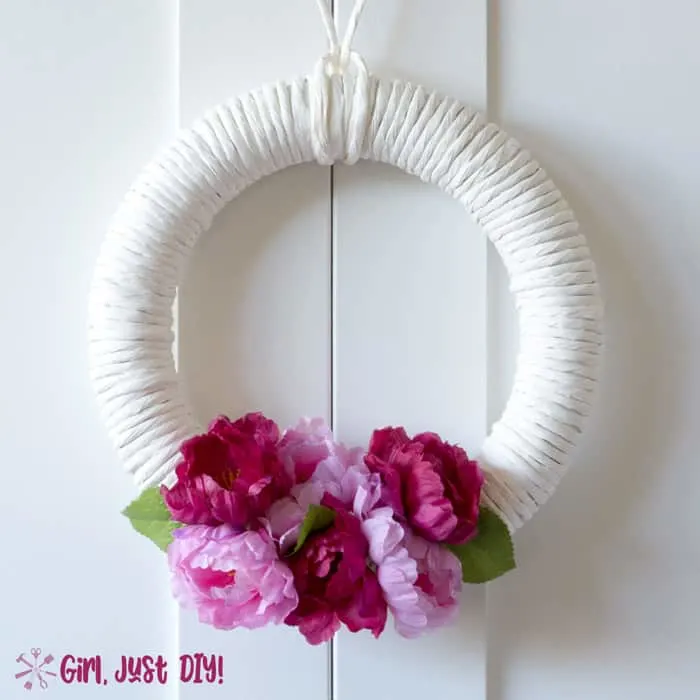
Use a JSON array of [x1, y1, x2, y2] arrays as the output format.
[[161, 413, 292, 529], [362, 508, 462, 638], [284, 499, 387, 645], [365, 427, 483, 545], [168, 525, 299, 630]]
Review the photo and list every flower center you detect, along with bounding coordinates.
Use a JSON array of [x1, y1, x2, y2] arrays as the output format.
[[196, 568, 236, 589], [218, 468, 240, 490]]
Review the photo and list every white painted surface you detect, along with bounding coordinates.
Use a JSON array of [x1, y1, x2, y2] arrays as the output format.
[[487, 3, 700, 698], [178, 3, 331, 698], [0, 2, 178, 698], [331, 3, 488, 699], [2, 2, 700, 700]]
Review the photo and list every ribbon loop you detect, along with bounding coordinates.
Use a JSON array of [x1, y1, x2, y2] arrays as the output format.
[[311, 0, 371, 165], [315, 0, 368, 69]]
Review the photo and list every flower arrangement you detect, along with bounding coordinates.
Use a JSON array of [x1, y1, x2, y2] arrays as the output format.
[[122, 413, 515, 644]]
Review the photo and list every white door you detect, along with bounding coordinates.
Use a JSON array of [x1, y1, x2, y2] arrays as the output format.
[[2, 1, 699, 699]]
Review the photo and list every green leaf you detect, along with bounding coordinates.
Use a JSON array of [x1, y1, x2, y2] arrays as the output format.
[[448, 506, 516, 584], [121, 486, 181, 552], [290, 504, 335, 555], [128, 518, 182, 553]]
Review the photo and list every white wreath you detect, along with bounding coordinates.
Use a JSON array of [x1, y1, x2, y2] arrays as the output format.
[[88, 0, 603, 532]]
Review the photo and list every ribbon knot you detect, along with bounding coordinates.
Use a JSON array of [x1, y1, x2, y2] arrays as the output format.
[[310, 0, 371, 165], [316, 0, 368, 69]]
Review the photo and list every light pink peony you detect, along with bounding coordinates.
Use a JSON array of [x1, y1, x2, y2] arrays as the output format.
[[278, 418, 361, 484], [362, 508, 462, 638], [168, 524, 298, 630], [266, 419, 373, 551]]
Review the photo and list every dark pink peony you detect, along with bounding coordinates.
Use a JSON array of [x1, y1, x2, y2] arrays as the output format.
[[365, 427, 483, 545], [161, 413, 292, 529], [285, 496, 387, 645]]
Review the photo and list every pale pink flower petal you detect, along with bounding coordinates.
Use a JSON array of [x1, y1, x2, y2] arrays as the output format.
[[264, 424, 374, 552], [279, 417, 335, 483], [277, 418, 366, 487], [350, 469, 382, 517], [377, 550, 427, 637], [266, 497, 305, 540], [264, 480, 328, 553], [362, 510, 462, 638], [361, 507, 405, 564]]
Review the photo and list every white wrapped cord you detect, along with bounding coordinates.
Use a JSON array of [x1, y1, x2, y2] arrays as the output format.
[[88, 1, 603, 532]]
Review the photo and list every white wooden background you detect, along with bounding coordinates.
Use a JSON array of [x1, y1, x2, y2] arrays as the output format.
[[1, 1, 700, 699]]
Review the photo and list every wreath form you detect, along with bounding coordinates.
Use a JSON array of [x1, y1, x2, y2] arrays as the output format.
[[88, 30, 603, 534]]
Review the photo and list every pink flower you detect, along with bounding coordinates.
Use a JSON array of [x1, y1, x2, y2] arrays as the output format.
[[266, 420, 372, 551], [168, 525, 298, 630], [365, 427, 483, 545], [362, 508, 462, 638], [277, 418, 350, 483], [285, 498, 387, 644], [161, 413, 292, 528], [267, 463, 381, 552], [277, 417, 365, 484]]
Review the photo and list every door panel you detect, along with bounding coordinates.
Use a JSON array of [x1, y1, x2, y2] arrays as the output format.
[[332, 3, 488, 699], [178, 2, 332, 698]]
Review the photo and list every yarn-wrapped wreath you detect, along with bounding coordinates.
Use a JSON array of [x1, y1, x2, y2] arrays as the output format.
[[89, 0, 603, 643]]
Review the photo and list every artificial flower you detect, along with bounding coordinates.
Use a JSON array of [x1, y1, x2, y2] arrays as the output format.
[[362, 507, 462, 638], [160, 412, 291, 529], [267, 462, 382, 551], [285, 498, 387, 644], [277, 417, 356, 483], [365, 427, 483, 544], [120, 412, 520, 644], [266, 419, 371, 550], [168, 524, 298, 630]]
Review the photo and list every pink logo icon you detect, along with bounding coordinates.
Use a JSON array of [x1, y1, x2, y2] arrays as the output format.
[[15, 648, 57, 691]]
